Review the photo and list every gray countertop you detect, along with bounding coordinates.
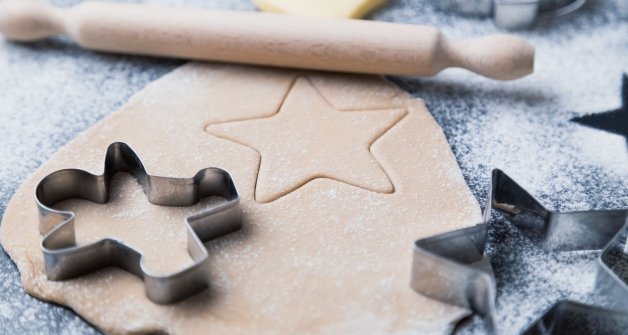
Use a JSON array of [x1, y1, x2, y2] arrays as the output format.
[[0, 0, 626, 334]]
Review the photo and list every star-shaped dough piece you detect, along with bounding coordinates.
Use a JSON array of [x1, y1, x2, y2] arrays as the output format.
[[206, 77, 406, 203], [253, 0, 388, 19]]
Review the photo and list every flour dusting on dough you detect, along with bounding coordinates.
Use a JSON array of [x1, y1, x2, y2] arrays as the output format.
[[0, 64, 481, 334]]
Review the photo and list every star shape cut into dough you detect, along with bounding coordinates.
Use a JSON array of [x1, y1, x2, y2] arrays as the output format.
[[206, 77, 406, 203]]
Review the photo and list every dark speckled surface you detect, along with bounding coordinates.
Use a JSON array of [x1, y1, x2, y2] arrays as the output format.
[[0, 0, 626, 334]]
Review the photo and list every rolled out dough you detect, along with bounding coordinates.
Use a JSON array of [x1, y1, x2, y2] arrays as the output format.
[[0, 63, 481, 334]]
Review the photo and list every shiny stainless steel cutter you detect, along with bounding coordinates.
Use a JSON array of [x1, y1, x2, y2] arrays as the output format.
[[411, 169, 628, 334], [36, 142, 241, 304]]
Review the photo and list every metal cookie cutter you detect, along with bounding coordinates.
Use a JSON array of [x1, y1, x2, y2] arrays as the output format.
[[437, 0, 587, 29], [36, 142, 241, 304], [411, 169, 628, 334], [523, 300, 628, 334]]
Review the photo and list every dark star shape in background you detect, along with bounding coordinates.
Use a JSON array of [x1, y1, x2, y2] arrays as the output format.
[[571, 74, 628, 140]]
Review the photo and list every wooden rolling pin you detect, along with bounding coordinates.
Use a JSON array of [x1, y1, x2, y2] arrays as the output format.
[[0, 0, 534, 80]]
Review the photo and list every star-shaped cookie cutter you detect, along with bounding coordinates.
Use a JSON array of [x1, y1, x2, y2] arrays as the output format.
[[35, 142, 241, 304], [411, 169, 628, 334]]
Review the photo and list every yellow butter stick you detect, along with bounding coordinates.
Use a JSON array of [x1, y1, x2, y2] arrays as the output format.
[[253, 0, 388, 19]]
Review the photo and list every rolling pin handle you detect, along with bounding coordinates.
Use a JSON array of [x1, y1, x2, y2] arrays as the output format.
[[0, 0, 65, 42], [443, 34, 535, 80]]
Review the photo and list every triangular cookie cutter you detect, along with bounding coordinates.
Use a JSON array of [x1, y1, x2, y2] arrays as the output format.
[[411, 169, 628, 334], [36, 142, 241, 304]]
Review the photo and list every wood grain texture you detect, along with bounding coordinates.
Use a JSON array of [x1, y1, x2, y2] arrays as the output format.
[[0, 0, 534, 80]]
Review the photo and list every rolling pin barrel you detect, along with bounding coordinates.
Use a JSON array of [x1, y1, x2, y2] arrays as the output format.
[[0, 0, 534, 80]]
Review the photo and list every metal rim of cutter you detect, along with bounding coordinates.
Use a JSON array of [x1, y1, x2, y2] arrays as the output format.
[[494, 0, 588, 29], [36, 142, 242, 304], [411, 169, 628, 334], [437, 0, 587, 29]]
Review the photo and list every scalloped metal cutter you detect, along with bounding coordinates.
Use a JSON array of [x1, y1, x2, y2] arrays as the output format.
[[411, 169, 628, 334], [36, 142, 241, 304]]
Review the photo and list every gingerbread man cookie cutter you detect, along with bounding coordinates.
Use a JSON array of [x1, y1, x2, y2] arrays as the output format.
[[411, 169, 628, 334], [36, 142, 241, 304]]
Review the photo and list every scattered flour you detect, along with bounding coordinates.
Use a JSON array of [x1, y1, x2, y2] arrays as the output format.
[[0, 0, 627, 334]]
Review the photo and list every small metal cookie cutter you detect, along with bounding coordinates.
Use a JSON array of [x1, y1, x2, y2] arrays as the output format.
[[36, 142, 241, 304], [437, 0, 587, 29], [522, 300, 628, 334], [411, 169, 628, 334]]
